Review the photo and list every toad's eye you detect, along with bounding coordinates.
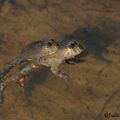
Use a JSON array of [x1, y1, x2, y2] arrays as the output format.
[[70, 42, 77, 48], [47, 42, 52, 47]]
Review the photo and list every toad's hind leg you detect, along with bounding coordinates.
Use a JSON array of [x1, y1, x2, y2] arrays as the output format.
[[17, 63, 39, 88], [51, 65, 70, 81], [0, 79, 7, 104], [0, 63, 39, 104], [0, 57, 27, 79]]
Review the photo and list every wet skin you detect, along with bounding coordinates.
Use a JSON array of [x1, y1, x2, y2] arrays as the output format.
[[0, 40, 85, 104], [0, 38, 59, 79]]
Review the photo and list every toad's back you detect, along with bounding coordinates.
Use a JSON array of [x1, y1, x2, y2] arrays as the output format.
[[21, 40, 46, 57], [20, 39, 59, 60]]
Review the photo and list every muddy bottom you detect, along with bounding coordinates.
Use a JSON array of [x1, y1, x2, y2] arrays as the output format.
[[0, 0, 120, 120]]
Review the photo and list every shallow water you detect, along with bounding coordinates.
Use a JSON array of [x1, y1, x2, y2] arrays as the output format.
[[0, 0, 120, 120]]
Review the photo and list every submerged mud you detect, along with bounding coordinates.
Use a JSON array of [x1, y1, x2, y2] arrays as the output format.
[[0, 0, 120, 120]]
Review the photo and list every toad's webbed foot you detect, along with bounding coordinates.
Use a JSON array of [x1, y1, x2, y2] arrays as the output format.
[[17, 77, 26, 88], [65, 58, 85, 65], [0, 62, 39, 104], [51, 66, 70, 81], [62, 73, 69, 81]]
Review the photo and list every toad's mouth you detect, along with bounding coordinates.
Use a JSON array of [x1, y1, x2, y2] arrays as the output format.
[[49, 51, 57, 55], [42, 51, 57, 57]]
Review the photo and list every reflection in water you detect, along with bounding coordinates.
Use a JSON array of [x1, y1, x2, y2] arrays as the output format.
[[24, 66, 49, 97], [0, 33, 5, 44], [62, 22, 119, 62]]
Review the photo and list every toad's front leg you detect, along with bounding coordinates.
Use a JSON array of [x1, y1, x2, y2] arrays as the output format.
[[51, 65, 70, 81], [65, 58, 85, 65]]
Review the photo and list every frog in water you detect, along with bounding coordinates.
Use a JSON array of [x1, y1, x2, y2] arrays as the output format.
[[18, 40, 85, 86], [0, 40, 85, 104], [15, 41, 85, 87], [39, 41, 85, 80], [0, 38, 59, 80]]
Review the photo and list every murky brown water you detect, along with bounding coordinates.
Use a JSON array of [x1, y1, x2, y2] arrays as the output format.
[[0, 0, 120, 120]]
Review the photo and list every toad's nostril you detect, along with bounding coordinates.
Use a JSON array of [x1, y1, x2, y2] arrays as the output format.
[[56, 43, 59, 46], [48, 42, 52, 46]]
